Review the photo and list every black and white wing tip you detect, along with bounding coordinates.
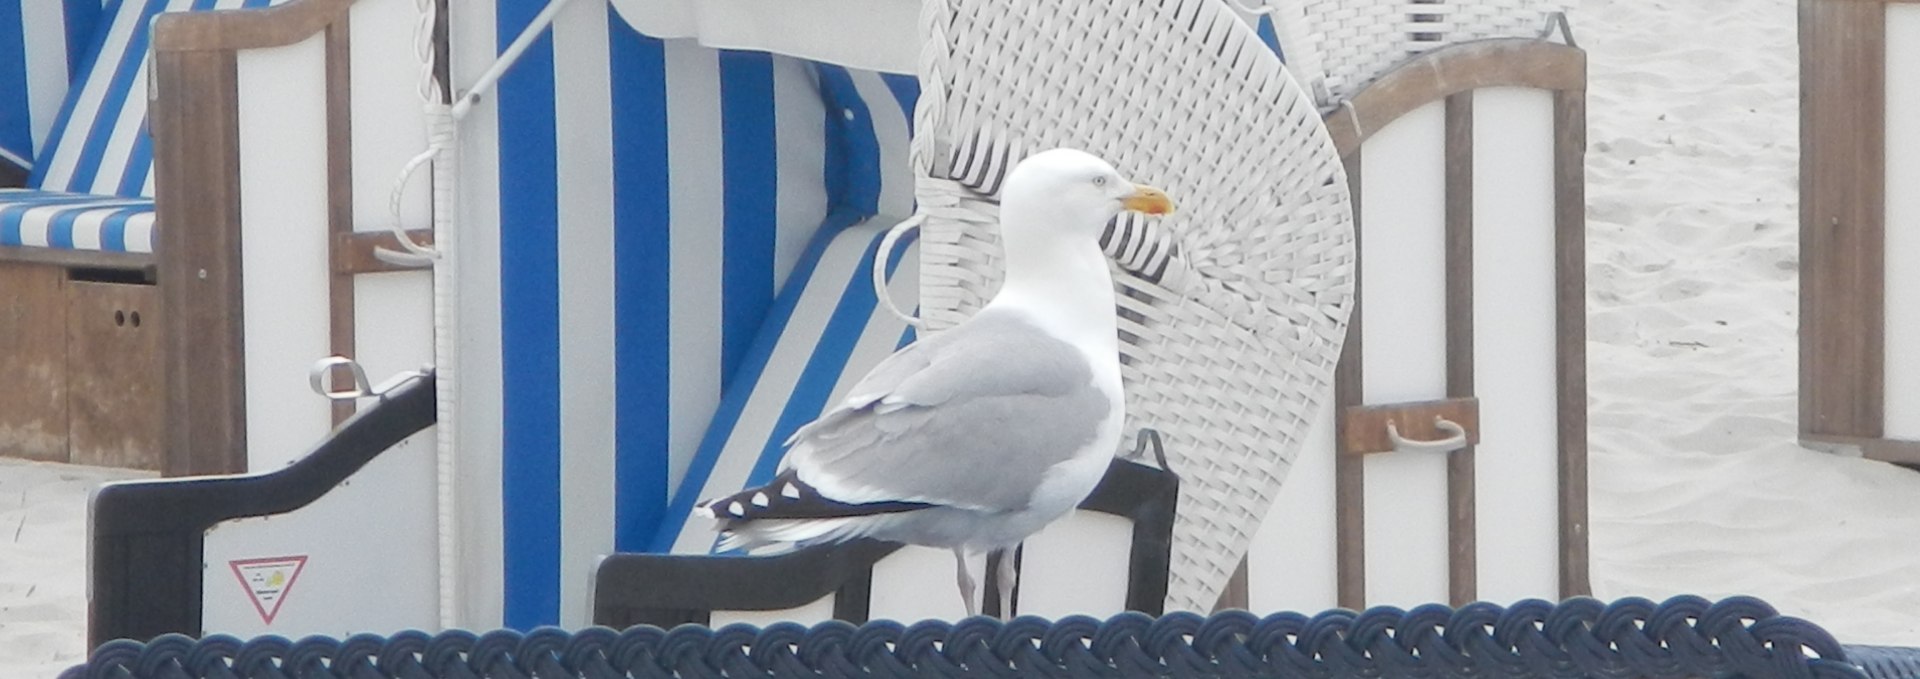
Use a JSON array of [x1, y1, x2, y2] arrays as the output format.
[[699, 470, 933, 522]]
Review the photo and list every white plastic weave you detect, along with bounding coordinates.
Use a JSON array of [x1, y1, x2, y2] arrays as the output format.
[[1267, 0, 1569, 104], [908, 0, 1356, 612]]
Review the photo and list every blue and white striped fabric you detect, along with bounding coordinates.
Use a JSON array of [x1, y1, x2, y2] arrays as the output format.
[[0, 0, 106, 173], [0, 0, 276, 254], [459, 0, 919, 629]]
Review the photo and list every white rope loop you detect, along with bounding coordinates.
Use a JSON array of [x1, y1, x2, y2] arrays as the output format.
[[874, 215, 927, 328]]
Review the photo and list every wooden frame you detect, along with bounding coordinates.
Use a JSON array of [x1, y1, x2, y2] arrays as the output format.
[[150, 0, 434, 475], [1320, 38, 1590, 606], [1799, 0, 1920, 467]]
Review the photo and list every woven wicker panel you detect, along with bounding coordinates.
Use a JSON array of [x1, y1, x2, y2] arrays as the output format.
[[909, 0, 1356, 612], [1271, 0, 1569, 103]]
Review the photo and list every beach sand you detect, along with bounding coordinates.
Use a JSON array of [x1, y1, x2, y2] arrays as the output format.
[[0, 459, 151, 677], [5, 0, 1920, 675]]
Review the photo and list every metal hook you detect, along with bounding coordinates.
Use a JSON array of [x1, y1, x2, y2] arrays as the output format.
[[1133, 428, 1176, 480], [1537, 11, 1578, 47], [310, 356, 375, 401], [1386, 416, 1469, 454]]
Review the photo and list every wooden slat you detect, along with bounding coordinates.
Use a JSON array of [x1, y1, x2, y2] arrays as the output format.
[[1443, 93, 1477, 607], [152, 0, 353, 52], [1554, 86, 1592, 598], [333, 230, 436, 275], [1802, 434, 1920, 467], [67, 282, 165, 471], [1326, 40, 1587, 155], [1799, 0, 1888, 441], [0, 245, 154, 274], [326, 19, 354, 425], [1333, 153, 1367, 610], [153, 49, 248, 477], [0, 264, 69, 462], [1341, 398, 1482, 456]]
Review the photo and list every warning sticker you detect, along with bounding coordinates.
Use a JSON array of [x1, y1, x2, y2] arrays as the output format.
[[228, 556, 308, 625]]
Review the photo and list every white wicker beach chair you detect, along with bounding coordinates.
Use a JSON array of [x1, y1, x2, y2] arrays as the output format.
[[902, 0, 1357, 611], [1261, 0, 1569, 104]]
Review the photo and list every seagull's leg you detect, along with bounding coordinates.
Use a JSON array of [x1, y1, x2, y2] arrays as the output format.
[[954, 547, 978, 618], [994, 545, 1018, 620]]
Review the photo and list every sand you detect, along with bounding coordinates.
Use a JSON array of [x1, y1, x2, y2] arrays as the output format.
[[5, 0, 1920, 675], [0, 458, 151, 677]]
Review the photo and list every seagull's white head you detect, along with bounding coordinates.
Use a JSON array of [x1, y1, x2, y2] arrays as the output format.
[[999, 148, 1175, 245]]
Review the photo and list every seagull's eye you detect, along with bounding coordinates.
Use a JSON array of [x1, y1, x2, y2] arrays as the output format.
[[1093, 176, 1108, 187]]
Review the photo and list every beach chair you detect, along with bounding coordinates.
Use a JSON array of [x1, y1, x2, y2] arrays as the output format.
[[1263, 0, 1569, 105], [0, 0, 275, 471], [898, 0, 1356, 614]]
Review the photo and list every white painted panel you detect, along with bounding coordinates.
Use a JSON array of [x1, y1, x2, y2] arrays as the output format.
[[869, 545, 983, 622], [237, 35, 333, 471], [1017, 510, 1133, 619], [352, 273, 435, 380], [1357, 101, 1450, 608], [1248, 402, 1338, 614], [202, 428, 439, 637], [350, 0, 432, 235], [1472, 88, 1561, 602], [1887, 5, 1920, 440], [449, 0, 508, 629], [553, 0, 619, 628]]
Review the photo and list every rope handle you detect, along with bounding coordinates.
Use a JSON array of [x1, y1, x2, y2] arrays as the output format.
[[874, 215, 927, 329], [1386, 416, 1469, 454]]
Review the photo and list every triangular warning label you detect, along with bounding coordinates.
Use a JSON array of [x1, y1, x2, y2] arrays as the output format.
[[228, 556, 308, 625]]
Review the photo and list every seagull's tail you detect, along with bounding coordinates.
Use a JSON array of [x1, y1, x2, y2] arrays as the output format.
[[700, 469, 929, 552]]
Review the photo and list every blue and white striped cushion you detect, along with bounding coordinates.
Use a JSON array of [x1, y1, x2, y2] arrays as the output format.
[[0, 187, 153, 252], [654, 220, 920, 555], [0, 0, 107, 172]]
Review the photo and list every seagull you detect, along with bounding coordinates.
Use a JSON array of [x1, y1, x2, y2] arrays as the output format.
[[700, 148, 1175, 618]]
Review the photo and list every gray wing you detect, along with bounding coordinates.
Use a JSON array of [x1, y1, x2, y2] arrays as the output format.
[[784, 310, 1112, 511]]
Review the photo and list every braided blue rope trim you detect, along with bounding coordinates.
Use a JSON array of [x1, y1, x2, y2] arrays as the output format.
[[63, 595, 1877, 678]]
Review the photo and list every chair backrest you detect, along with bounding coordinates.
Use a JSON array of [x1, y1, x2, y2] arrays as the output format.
[[0, 0, 106, 172], [28, 0, 273, 197], [910, 0, 1357, 612]]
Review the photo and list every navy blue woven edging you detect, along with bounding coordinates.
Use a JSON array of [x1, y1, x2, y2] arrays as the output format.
[[65, 595, 1875, 678]]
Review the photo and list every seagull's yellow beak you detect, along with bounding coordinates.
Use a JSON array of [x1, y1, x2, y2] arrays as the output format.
[[1121, 184, 1176, 216]]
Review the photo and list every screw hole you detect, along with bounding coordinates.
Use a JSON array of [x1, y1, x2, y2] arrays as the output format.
[[130, 311, 141, 328], [114, 311, 125, 327]]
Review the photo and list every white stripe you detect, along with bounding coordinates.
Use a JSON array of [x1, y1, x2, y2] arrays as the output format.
[[450, 0, 506, 629], [848, 71, 914, 217], [19, 0, 71, 157], [36, 0, 142, 190], [551, 0, 617, 628], [121, 210, 155, 253], [668, 221, 887, 555], [771, 56, 826, 289], [664, 40, 726, 495], [68, 207, 113, 250]]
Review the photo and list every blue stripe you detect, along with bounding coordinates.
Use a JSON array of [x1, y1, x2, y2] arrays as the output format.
[[608, 11, 671, 554], [813, 65, 879, 218], [1257, 16, 1285, 61], [97, 205, 143, 251], [649, 209, 864, 553], [718, 50, 777, 385], [62, 0, 105, 75], [61, 0, 167, 194], [495, 0, 561, 630], [0, 193, 118, 244], [0, 0, 32, 165]]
